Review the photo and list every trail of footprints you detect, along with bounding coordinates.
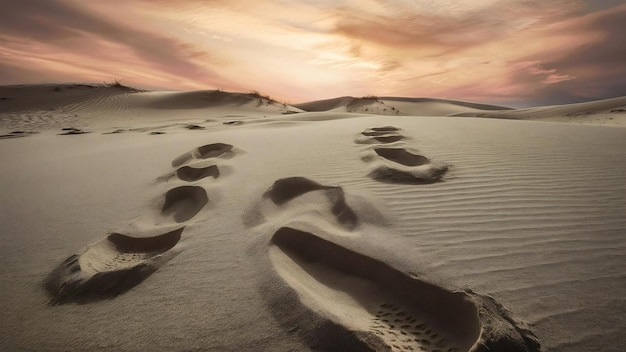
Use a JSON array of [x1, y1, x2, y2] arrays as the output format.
[[45, 143, 237, 304], [370, 303, 458, 352], [357, 126, 448, 184], [42, 127, 541, 351]]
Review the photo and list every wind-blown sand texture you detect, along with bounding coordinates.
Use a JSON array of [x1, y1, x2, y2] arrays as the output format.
[[1, 84, 625, 352]]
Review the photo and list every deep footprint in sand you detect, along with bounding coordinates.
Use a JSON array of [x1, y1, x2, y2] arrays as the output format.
[[176, 165, 220, 182], [268, 226, 481, 352], [45, 227, 184, 304], [255, 177, 359, 230], [268, 227, 541, 352], [171, 143, 234, 167], [159, 164, 221, 182], [161, 186, 209, 223], [374, 148, 431, 167]]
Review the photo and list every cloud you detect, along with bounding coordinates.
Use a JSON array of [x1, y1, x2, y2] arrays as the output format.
[[0, 0, 238, 89], [501, 4, 626, 105], [330, 0, 583, 54], [0, 0, 624, 105]]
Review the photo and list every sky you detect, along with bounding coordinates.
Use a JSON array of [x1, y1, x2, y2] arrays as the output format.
[[1, 0, 625, 107]]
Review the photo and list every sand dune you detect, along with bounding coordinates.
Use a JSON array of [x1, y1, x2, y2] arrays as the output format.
[[1, 84, 625, 352], [0, 84, 303, 131], [380, 97, 512, 116], [451, 96, 626, 126], [294, 96, 401, 115]]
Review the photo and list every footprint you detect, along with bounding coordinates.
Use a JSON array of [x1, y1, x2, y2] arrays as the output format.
[[171, 143, 234, 167], [268, 226, 482, 352], [0, 131, 38, 139], [161, 142, 240, 182], [263, 177, 333, 205], [359, 127, 449, 185], [44, 227, 184, 304], [374, 148, 430, 167], [368, 126, 400, 132], [356, 126, 405, 144], [161, 186, 209, 223], [358, 126, 405, 145], [177, 165, 220, 182], [368, 163, 448, 185], [252, 177, 359, 230], [159, 164, 221, 182]]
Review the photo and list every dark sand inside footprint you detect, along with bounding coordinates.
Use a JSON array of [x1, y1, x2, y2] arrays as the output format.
[[374, 135, 405, 143], [171, 143, 234, 167], [176, 165, 220, 182], [45, 227, 184, 304], [369, 165, 448, 185], [162, 186, 208, 222], [370, 126, 400, 132], [197, 143, 233, 159], [269, 227, 481, 352], [264, 177, 332, 205], [375, 148, 431, 167], [362, 130, 401, 137]]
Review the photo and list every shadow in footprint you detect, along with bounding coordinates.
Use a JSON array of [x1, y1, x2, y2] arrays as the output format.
[[370, 126, 399, 132], [264, 177, 332, 205], [197, 143, 233, 159], [369, 166, 448, 185], [176, 165, 220, 182], [44, 227, 184, 304], [373, 135, 404, 143], [362, 130, 398, 137], [268, 227, 482, 352], [375, 148, 430, 167], [162, 186, 208, 223]]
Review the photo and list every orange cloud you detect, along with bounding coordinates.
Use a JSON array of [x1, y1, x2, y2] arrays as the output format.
[[1, 0, 625, 106]]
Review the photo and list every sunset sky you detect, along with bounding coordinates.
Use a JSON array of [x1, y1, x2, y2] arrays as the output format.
[[1, 0, 625, 106]]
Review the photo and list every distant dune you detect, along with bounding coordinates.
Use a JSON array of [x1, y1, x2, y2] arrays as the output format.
[[380, 97, 513, 116], [1, 83, 625, 352], [451, 96, 626, 126], [293, 96, 401, 115], [293, 96, 511, 117]]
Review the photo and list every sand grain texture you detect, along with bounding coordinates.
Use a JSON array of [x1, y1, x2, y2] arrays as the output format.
[[0, 85, 624, 352]]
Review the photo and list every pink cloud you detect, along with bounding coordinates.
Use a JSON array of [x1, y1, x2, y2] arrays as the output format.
[[1, 1, 625, 105]]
